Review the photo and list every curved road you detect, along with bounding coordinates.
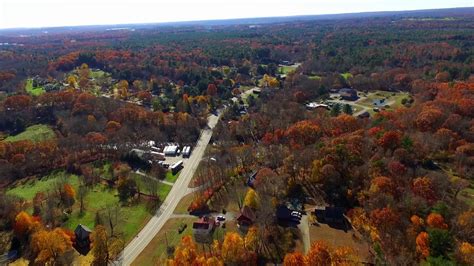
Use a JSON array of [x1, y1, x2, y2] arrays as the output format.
[[116, 111, 222, 265]]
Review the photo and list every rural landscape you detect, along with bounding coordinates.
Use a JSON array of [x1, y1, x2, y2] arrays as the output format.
[[0, 4, 473, 266]]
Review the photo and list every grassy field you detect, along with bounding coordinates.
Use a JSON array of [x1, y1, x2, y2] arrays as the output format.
[[132, 218, 195, 266], [63, 184, 153, 243], [6, 172, 79, 201], [308, 222, 370, 262], [25, 79, 46, 96], [279, 65, 297, 74], [341, 72, 353, 80], [309, 75, 322, 80], [132, 173, 173, 199], [174, 192, 196, 214], [164, 171, 179, 183], [358, 90, 410, 109], [459, 186, 474, 207], [8, 170, 154, 243], [90, 70, 107, 79], [5, 124, 56, 143]]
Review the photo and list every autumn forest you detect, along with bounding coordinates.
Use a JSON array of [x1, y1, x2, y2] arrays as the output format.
[[0, 7, 473, 266]]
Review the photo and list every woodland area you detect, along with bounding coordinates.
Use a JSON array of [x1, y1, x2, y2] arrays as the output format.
[[0, 7, 473, 266]]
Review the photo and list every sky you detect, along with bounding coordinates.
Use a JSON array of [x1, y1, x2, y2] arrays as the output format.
[[0, 0, 472, 29]]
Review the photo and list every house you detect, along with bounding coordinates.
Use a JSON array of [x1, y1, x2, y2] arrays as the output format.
[[74, 224, 92, 255], [276, 205, 301, 227], [237, 206, 256, 227], [314, 206, 345, 224], [339, 88, 358, 101], [192, 216, 216, 242]]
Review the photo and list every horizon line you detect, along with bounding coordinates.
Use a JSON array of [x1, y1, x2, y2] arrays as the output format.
[[0, 6, 472, 31]]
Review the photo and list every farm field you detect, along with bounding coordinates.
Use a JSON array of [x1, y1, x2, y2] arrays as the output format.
[[5, 124, 56, 143]]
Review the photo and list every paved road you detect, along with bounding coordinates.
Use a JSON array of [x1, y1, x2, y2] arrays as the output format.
[[117, 111, 222, 265], [298, 215, 310, 254]]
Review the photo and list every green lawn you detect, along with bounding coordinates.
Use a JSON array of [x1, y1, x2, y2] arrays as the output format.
[[5, 124, 56, 143], [63, 184, 153, 243], [132, 173, 173, 199], [164, 171, 179, 183], [358, 90, 410, 109], [132, 218, 195, 266], [279, 65, 297, 74], [90, 70, 108, 79], [341, 72, 353, 80], [8, 169, 155, 243], [6, 172, 79, 201], [459, 187, 474, 208], [25, 79, 46, 96]]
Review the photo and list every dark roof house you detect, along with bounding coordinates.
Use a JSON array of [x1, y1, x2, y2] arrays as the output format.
[[237, 206, 256, 227], [74, 224, 92, 255], [276, 205, 301, 227], [314, 207, 347, 229], [339, 88, 358, 101]]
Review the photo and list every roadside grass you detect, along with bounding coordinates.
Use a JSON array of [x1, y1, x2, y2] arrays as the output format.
[[174, 192, 196, 214], [165, 171, 179, 183], [6, 171, 79, 201], [25, 79, 45, 96], [5, 124, 56, 143], [132, 218, 195, 266], [132, 173, 173, 199]]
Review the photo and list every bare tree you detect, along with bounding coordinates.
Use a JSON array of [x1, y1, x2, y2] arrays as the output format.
[[78, 183, 88, 215], [102, 203, 121, 237]]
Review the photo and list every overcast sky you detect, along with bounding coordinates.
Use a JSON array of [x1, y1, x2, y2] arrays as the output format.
[[0, 0, 472, 29]]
